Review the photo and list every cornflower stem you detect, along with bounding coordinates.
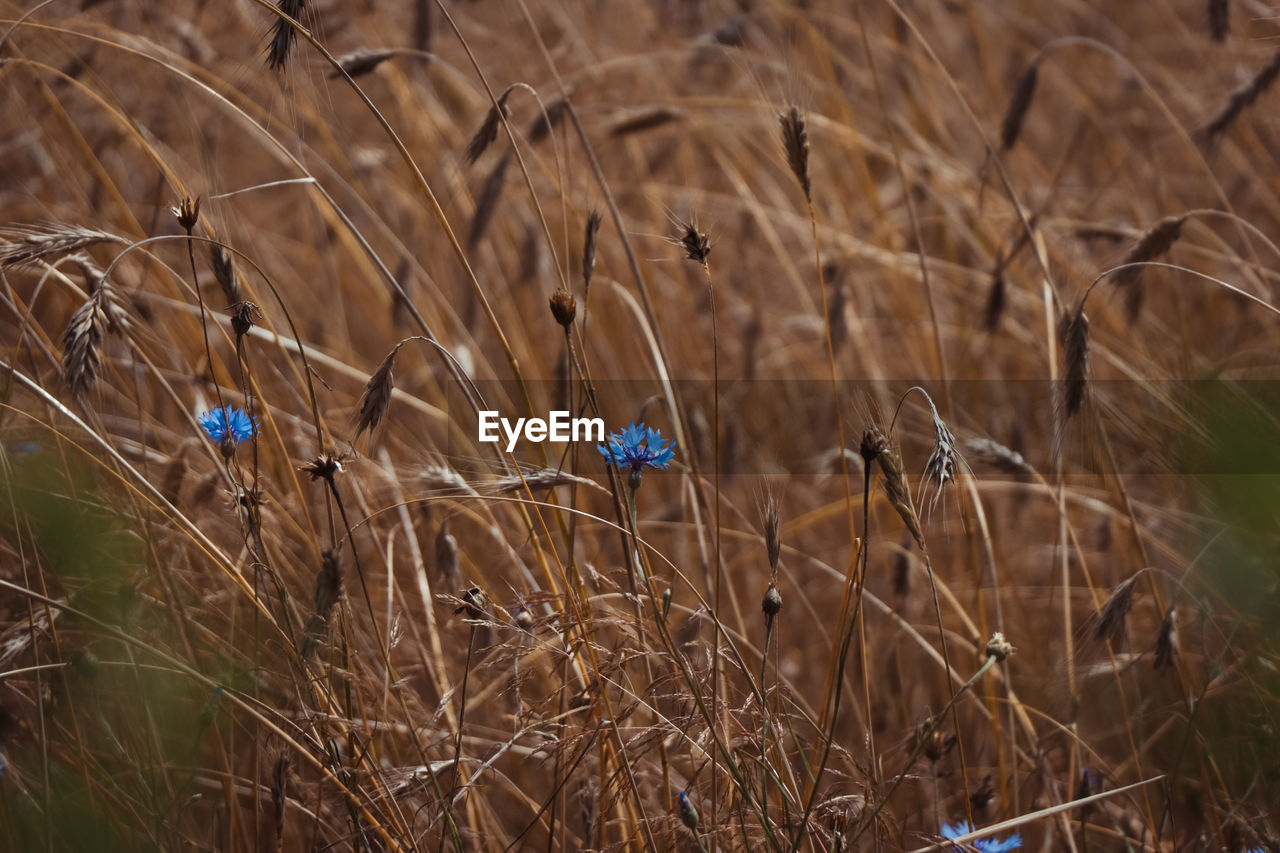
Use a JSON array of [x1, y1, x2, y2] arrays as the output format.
[[622, 478, 780, 849]]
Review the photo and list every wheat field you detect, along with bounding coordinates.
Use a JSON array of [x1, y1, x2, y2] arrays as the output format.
[[1, 0, 1278, 850]]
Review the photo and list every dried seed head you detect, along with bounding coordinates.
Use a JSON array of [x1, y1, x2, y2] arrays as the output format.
[[1060, 305, 1090, 421], [171, 196, 200, 232], [922, 727, 957, 763], [1114, 215, 1186, 324], [876, 438, 925, 550], [549, 287, 577, 329], [1205, 49, 1280, 139], [528, 94, 571, 142], [62, 289, 112, 401], [970, 774, 995, 811], [762, 582, 782, 619], [921, 399, 960, 515], [230, 300, 261, 339], [676, 220, 711, 265], [582, 210, 602, 292], [299, 452, 345, 483], [859, 427, 887, 467], [330, 48, 400, 78], [456, 586, 488, 620], [986, 632, 1015, 661], [608, 106, 684, 136], [964, 437, 1032, 476], [267, 0, 304, 72], [0, 223, 123, 268], [1094, 574, 1139, 645], [1001, 60, 1040, 151], [1209, 0, 1229, 42], [1154, 606, 1178, 671], [464, 91, 511, 165], [209, 244, 241, 304], [779, 105, 811, 202], [435, 520, 459, 586], [355, 344, 400, 439]]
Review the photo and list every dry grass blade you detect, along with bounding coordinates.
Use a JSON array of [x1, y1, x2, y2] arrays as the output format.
[[0, 223, 123, 267], [1114, 214, 1187, 323], [779, 105, 811, 202], [354, 344, 400, 439], [608, 106, 684, 137], [1001, 60, 1040, 150], [1060, 305, 1090, 421], [465, 90, 512, 165], [267, 0, 305, 72], [1209, 0, 1229, 42], [330, 48, 401, 78], [1204, 49, 1280, 139]]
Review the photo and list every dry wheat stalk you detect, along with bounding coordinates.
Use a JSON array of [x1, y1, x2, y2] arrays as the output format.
[[330, 48, 400, 78], [608, 107, 683, 137], [1060, 305, 1090, 420], [0, 223, 123, 267], [780, 105, 811, 202], [354, 344, 400, 439], [60, 259, 126, 401], [1205, 49, 1280, 139], [1115, 214, 1187, 323], [465, 90, 512, 165]]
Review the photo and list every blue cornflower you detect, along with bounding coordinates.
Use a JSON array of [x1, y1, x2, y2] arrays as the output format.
[[941, 821, 1022, 853], [198, 405, 256, 452], [597, 422, 675, 487]]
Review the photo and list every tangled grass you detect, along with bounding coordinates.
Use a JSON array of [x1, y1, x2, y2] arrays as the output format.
[[1, 0, 1279, 850]]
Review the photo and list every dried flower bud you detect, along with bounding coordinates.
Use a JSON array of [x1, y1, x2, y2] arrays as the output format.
[[514, 606, 534, 633], [230, 301, 261, 339], [549, 288, 576, 329], [456, 586, 487, 620], [762, 582, 782, 618], [986, 632, 1015, 661], [299, 453, 345, 483], [172, 196, 200, 231]]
